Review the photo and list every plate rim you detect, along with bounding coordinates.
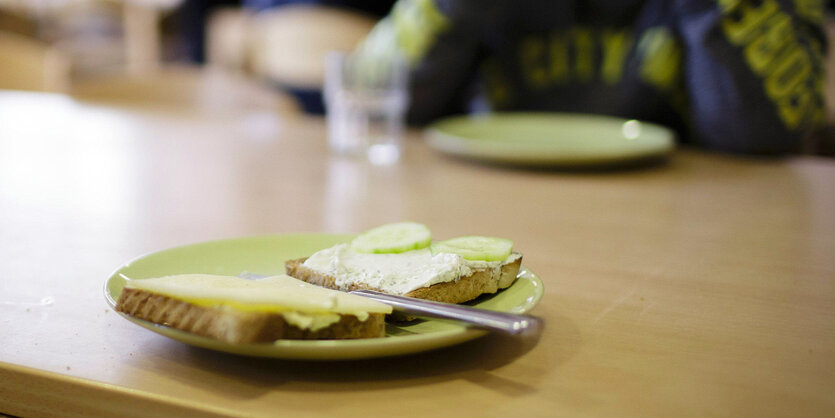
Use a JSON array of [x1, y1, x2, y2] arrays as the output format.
[[104, 234, 544, 360]]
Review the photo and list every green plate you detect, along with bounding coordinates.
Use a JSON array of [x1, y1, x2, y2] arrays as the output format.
[[426, 112, 675, 167], [104, 234, 544, 360]]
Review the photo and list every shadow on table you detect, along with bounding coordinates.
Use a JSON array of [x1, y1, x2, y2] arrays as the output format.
[[437, 145, 805, 175], [130, 309, 579, 400], [435, 153, 674, 174]]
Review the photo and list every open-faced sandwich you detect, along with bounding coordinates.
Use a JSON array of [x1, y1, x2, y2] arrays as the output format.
[[286, 222, 522, 306], [115, 274, 392, 343]]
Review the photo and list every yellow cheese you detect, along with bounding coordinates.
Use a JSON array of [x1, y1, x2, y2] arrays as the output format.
[[124, 274, 393, 319]]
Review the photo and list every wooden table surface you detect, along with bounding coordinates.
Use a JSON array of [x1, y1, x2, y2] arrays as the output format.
[[1, 89, 834, 417]]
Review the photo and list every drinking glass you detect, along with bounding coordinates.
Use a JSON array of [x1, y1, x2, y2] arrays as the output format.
[[324, 51, 408, 165]]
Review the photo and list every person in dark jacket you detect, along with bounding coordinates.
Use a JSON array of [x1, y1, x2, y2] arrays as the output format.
[[358, 0, 826, 154]]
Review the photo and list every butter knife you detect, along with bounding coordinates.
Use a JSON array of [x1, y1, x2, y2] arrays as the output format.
[[349, 289, 541, 335], [241, 272, 542, 335]]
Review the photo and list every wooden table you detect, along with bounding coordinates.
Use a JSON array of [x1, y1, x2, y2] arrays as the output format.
[[1, 89, 834, 417]]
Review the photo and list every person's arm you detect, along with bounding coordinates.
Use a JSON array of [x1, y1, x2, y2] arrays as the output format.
[[358, 0, 491, 124], [675, 0, 826, 154]]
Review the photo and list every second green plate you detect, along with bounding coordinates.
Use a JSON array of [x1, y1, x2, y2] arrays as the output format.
[[427, 112, 675, 167]]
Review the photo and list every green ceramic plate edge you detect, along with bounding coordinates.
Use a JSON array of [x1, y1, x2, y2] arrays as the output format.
[[104, 234, 544, 360], [426, 112, 675, 166]]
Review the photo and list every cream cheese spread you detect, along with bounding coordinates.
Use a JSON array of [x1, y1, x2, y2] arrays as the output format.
[[302, 243, 521, 295]]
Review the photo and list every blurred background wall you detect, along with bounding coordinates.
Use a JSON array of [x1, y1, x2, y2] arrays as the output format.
[[0, 0, 393, 112], [0, 0, 834, 142]]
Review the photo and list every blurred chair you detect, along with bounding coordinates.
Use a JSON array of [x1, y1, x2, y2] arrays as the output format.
[[206, 4, 376, 113], [123, 0, 186, 75], [70, 65, 301, 115], [0, 6, 38, 37], [206, 6, 252, 73], [0, 31, 71, 92], [248, 5, 376, 89]]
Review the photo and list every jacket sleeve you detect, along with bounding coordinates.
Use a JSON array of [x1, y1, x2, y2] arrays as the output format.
[[357, 0, 491, 125], [675, 0, 826, 154]]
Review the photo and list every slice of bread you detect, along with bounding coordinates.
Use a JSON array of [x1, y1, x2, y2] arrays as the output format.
[[285, 252, 522, 305], [115, 274, 390, 343]]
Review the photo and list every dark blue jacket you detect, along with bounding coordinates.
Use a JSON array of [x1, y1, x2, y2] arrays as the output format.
[[364, 0, 826, 154]]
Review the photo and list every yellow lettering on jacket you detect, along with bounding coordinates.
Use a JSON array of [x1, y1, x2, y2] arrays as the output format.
[[548, 34, 570, 83], [483, 58, 510, 106], [744, 13, 791, 73], [520, 37, 548, 88], [720, 0, 824, 130], [794, 0, 825, 24], [722, 0, 779, 44], [570, 28, 594, 82], [600, 29, 632, 84], [637, 27, 682, 91], [518, 27, 633, 88]]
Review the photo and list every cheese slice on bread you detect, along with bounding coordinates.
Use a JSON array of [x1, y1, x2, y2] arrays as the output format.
[[116, 274, 392, 343]]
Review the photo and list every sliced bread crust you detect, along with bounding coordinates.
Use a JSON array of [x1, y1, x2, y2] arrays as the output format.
[[116, 287, 386, 343], [285, 253, 522, 305]]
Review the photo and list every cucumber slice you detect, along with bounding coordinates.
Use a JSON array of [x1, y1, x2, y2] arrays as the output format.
[[430, 236, 514, 261], [351, 222, 432, 254]]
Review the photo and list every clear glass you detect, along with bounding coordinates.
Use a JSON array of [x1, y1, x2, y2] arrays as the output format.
[[324, 52, 408, 165]]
